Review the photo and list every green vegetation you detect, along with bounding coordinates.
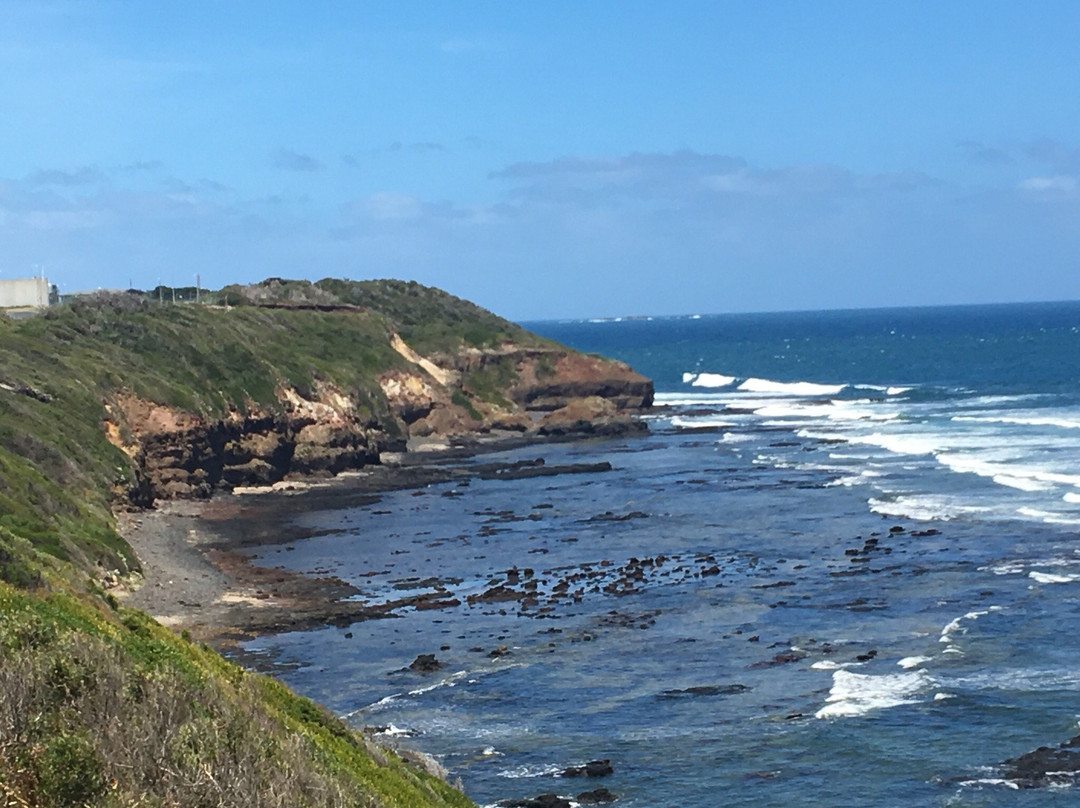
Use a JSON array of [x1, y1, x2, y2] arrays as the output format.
[[460, 357, 518, 410], [0, 278, 554, 806], [0, 583, 473, 807], [310, 278, 547, 354]]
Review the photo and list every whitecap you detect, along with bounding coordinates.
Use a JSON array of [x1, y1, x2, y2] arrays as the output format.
[[814, 669, 932, 719], [940, 609, 998, 644], [868, 495, 991, 522], [690, 372, 737, 388], [720, 432, 755, 444], [898, 656, 931, 669], [496, 764, 564, 779], [847, 433, 942, 456], [407, 670, 469, 696], [957, 778, 1021, 790], [1029, 571, 1080, 584], [669, 415, 737, 429], [1018, 507, 1080, 526], [738, 377, 847, 396], [886, 386, 912, 396], [952, 413, 1080, 431]]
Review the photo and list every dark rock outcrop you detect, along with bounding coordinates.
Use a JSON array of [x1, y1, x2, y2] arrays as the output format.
[[500, 795, 571, 808], [563, 760, 614, 778], [409, 654, 445, 673], [1000, 735, 1080, 787], [576, 788, 617, 804]]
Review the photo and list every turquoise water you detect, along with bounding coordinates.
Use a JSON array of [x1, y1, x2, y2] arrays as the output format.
[[246, 301, 1080, 806]]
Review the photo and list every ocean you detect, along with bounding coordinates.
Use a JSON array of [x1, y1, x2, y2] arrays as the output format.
[[244, 301, 1080, 806]]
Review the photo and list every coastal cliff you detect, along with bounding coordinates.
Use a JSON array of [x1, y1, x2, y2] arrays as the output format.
[[0, 277, 651, 808], [92, 280, 651, 505]]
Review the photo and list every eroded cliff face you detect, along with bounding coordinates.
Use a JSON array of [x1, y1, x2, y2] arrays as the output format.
[[105, 335, 653, 505], [105, 381, 391, 504]]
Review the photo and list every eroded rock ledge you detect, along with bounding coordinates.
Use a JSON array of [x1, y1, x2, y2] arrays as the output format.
[[105, 335, 653, 505]]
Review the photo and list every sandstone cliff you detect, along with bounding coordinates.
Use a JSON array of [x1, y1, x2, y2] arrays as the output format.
[[92, 279, 652, 505]]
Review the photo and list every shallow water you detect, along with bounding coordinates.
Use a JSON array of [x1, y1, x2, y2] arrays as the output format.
[[245, 302, 1080, 806]]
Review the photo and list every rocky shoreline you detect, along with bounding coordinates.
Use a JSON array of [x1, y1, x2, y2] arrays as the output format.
[[117, 429, 649, 651]]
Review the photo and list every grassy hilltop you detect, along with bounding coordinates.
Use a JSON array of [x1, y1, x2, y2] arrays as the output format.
[[0, 277, 579, 808]]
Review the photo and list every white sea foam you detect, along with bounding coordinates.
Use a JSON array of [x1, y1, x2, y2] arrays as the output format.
[[940, 608, 1002, 644], [898, 656, 932, 669], [1029, 571, 1080, 584], [937, 453, 1080, 490], [851, 384, 913, 396], [689, 372, 737, 388], [957, 778, 1021, 790], [868, 495, 991, 522], [1017, 507, 1080, 526], [826, 469, 885, 488], [653, 392, 737, 407], [823, 401, 900, 422], [815, 669, 932, 719], [753, 403, 822, 419], [720, 432, 755, 443], [953, 414, 1080, 431], [993, 474, 1054, 492], [847, 433, 942, 456], [738, 377, 847, 396], [945, 667, 1080, 692], [1065, 492, 1080, 504], [374, 723, 412, 736], [496, 763, 564, 779], [670, 415, 736, 429], [407, 670, 469, 696]]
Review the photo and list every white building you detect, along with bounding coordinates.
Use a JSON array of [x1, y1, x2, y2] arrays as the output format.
[[0, 278, 52, 315]]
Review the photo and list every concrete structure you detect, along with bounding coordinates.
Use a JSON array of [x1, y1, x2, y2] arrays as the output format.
[[0, 278, 52, 315]]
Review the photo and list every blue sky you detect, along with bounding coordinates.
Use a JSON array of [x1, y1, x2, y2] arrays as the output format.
[[2, 1, 1079, 319]]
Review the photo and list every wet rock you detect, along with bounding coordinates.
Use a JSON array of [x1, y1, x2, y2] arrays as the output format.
[[1000, 735, 1080, 787], [467, 585, 526, 605], [751, 580, 796, 589], [489, 644, 511, 658], [576, 788, 617, 804], [563, 760, 613, 778], [500, 794, 572, 808], [583, 510, 649, 523], [409, 653, 444, 672]]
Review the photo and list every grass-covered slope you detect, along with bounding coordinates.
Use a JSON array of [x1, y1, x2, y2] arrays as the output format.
[[1, 295, 400, 575], [0, 277, 560, 807], [0, 582, 474, 808]]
